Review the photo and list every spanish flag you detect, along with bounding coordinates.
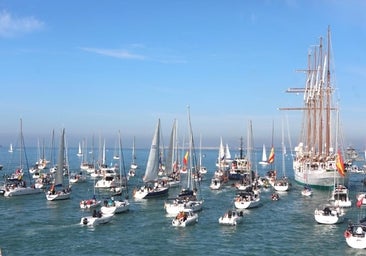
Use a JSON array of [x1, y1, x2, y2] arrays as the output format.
[[183, 151, 189, 165], [267, 147, 275, 164], [336, 150, 345, 177]]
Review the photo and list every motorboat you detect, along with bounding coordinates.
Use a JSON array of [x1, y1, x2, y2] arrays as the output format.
[[172, 209, 198, 227]]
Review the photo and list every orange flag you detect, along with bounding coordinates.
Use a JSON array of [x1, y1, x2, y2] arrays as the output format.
[[336, 150, 345, 177]]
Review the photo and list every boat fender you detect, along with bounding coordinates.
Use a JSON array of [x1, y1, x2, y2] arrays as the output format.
[[82, 218, 88, 225], [344, 230, 351, 238]]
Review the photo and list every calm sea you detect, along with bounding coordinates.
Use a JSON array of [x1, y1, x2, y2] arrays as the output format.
[[0, 146, 365, 256]]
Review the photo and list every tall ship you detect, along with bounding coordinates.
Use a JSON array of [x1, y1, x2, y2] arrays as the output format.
[[280, 27, 348, 188]]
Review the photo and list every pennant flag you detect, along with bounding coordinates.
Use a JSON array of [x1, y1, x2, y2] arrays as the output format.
[[336, 150, 345, 177], [267, 147, 275, 164], [183, 151, 189, 165]]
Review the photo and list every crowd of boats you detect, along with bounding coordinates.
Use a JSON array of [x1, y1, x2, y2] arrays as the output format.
[[2, 27, 366, 249]]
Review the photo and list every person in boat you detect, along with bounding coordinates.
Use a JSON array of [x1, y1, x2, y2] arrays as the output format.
[[228, 210, 232, 218], [93, 209, 97, 217], [108, 197, 115, 206], [323, 207, 331, 215], [49, 184, 56, 195]]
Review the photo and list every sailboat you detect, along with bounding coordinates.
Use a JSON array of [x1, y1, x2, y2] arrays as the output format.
[[161, 119, 181, 187], [133, 119, 169, 199], [279, 27, 349, 188], [198, 134, 207, 175], [3, 119, 42, 197], [258, 144, 269, 166], [77, 142, 83, 157], [164, 107, 203, 215], [8, 143, 13, 153], [46, 128, 71, 201], [216, 137, 229, 169], [345, 186, 366, 248], [272, 120, 290, 192], [314, 204, 345, 224], [80, 165, 101, 209], [101, 130, 130, 214], [328, 147, 351, 207], [130, 136, 138, 170]]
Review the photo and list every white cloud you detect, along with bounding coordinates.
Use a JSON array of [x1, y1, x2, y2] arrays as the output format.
[[81, 47, 146, 60], [81, 46, 187, 63], [0, 10, 44, 38]]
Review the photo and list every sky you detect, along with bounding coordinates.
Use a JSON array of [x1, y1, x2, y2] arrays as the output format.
[[0, 0, 365, 150]]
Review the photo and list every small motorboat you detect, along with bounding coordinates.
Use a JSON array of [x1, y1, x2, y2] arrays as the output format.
[[218, 209, 243, 226], [172, 209, 198, 227], [80, 210, 114, 226]]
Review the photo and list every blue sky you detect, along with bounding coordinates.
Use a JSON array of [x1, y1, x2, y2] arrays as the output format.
[[0, 0, 365, 150]]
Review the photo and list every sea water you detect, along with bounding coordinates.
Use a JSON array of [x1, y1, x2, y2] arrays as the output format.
[[0, 146, 364, 256]]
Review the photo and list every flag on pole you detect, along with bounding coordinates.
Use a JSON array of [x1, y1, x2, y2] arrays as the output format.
[[183, 151, 189, 165], [336, 150, 345, 177], [267, 147, 275, 164]]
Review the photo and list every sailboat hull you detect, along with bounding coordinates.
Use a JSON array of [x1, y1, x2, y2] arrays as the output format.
[[133, 185, 169, 199], [46, 191, 71, 201], [4, 187, 42, 197]]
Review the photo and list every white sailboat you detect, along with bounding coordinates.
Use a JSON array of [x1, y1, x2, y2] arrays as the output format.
[[258, 144, 269, 166], [280, 27, 348, 188], [161, 119, 180, 187], [164, 108, 203, 215], [46, 128, 71, 201], [314, 204, 345, 225], [198, 134, 207, 175], [8, 143, 13, 153], [273, 119, 290, 192], [345, 195, 366, 248], [133, 119, 169, 199], [3, 119, 42, 197], [130, 136, 138, 170], [77, 142, 83, 157], [216, 137, 228, 169], [101, 130, 130, 214]]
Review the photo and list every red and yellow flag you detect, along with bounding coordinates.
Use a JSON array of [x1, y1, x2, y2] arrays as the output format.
[[336, 150, 345, 177], [183, 151, 189, 165], [267, 147, 275, 164]]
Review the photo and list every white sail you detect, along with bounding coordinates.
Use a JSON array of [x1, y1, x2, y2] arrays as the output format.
[[225, 144, 232, 161], [143, 119, 161, 182], [55, 128, 65, 187], [8, 143, 13, 153], [77, 142, 83, 157], [261, 144, 267, 162], [218, 137, 225, 162]]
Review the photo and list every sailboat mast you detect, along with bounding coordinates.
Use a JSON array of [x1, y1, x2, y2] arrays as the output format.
[[55, 129, 65, 187], [19, 118, 23, 169], [187, 106, 193, 190]]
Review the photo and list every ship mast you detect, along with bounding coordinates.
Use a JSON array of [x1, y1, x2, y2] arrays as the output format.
[[325, 26, 331, 156], [279, 27, 335, 158]]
